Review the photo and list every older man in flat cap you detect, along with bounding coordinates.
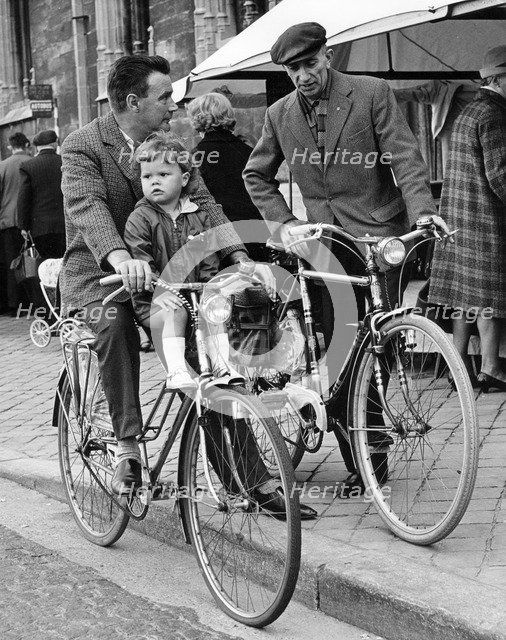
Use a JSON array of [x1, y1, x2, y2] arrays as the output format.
[[244, 22, 449, 493], [17, 129, 65, 260], [16, 128, 65, 316]]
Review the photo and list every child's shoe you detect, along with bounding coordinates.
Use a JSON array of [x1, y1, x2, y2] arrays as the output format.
[[166, 368, 196, 390], [212, 364, 245, 385]]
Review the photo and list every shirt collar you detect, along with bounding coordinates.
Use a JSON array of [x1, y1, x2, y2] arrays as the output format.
[[118, 127, 135, 152]]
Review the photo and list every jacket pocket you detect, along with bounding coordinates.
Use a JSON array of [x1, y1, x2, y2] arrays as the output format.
[[346, 124, 372, 143], [369, 196, 405, 223]]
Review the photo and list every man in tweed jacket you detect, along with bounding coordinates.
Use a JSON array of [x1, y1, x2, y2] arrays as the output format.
[[60, 56, 250, 494]]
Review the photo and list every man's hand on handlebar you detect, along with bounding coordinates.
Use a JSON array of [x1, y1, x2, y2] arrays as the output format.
[[431, 215, 455, 245], [116, 259, 153, 293], [279, 220, 312, 259]]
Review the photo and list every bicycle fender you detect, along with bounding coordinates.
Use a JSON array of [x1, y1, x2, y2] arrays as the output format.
[[374, 306, 417, 329], [283, 382, 327, 433], [176, 406, 197, 546], [52, 366, 68, 427]]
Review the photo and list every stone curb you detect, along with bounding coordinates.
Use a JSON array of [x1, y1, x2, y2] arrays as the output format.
[[1, 451, 505, 640]]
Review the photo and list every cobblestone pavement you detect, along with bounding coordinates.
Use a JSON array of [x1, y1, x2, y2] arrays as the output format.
[[0, 523, 238, 640], [1, 312, 506, 596]]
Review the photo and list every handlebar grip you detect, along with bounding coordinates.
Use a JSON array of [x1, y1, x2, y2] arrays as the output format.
[[288, 224, 314, 237], [99, 274, 123, 286]]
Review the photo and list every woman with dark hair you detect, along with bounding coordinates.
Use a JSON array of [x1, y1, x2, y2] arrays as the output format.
[[429, 45, 506, 391], [187, 93, 269, 262]]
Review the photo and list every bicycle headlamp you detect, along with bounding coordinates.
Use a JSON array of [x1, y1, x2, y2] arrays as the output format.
[[377, 237, 406, 266], [201, 294, 233, 325]]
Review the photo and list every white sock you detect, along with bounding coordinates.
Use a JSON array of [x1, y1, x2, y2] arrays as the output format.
[[206, 333, 241, 377], [163, 336, 187, 375], [116, 436, 141, 464]]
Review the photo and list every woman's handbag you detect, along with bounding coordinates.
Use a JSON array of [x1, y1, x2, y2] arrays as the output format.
[[10, 233, 43, 284]]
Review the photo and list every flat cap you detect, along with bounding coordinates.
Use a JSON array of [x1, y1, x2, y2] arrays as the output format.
[[479, 45, 506, 79], [33, 129, 58, 146], [271, 22, 327, 66]]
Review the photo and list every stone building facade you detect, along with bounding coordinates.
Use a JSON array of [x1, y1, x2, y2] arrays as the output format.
[[0, 0, 281, 157]]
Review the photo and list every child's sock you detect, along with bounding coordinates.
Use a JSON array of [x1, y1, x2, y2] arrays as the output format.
[[163, 336, 195, 388], [162, 336, 188, 374], [116, 436, 142, 464]]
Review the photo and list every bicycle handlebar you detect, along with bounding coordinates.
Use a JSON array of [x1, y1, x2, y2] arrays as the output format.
[[99, 269, 263, 306], [287, 217, 453, 246]]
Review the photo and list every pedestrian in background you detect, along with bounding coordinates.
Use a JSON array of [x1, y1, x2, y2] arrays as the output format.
[[0, 132, 31, 315], [16, 129, 65, 319], [429, 45, 506, 391], [393, 79, 478, 174], [187, 92, 269, 262], [17, 129, 65, 260]]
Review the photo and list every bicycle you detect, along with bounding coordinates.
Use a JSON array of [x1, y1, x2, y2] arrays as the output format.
[[238, 217, 479, 545], [53, 269, 301, 627]]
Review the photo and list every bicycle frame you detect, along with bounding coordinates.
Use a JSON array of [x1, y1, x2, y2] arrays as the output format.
[[274, 219, 442, 435], [54, 271, 263, 531]]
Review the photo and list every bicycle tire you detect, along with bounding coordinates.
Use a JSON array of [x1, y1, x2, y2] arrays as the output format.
[[351, 313, 478, 545], [57, 354, 129, 546], [180, 385, 301, 627]]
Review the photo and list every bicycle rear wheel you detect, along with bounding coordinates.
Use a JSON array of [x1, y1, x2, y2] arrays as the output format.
[[57, 348, 129, 546], [351, 313, 478, 545], [180, 386, 301, 627]]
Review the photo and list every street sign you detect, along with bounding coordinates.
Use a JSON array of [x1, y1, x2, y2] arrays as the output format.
[[27, 84, 53, 100], [30, 100, 53, 118]]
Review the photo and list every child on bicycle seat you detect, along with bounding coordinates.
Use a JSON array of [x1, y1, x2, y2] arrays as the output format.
[[124, 131, 241, 390]]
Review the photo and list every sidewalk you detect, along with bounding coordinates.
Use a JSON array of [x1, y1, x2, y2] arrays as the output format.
[[1, 313, 506, 639]]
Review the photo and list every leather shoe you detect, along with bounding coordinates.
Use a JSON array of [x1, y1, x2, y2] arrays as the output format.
[[111, 458, 142, 496], [253, 489, 317, 521], [477, 371, 506, 393], [340, 472, 365, 498]]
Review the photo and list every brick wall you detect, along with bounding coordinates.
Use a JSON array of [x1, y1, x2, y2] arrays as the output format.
[[29, 0, 75, 138], [149, 0, 196, 81]]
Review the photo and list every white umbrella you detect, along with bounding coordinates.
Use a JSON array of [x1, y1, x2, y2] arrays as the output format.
[[173, 0, 505, 101]]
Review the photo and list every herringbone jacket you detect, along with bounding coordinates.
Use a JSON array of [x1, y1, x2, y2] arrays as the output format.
[[60, 112, 243, 310]]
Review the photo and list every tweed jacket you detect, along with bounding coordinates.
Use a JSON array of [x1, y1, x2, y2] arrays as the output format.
[[429, 89, 506, 316], [244, 69, 437, 265], [17, 149, 64, 238], [60, 111, 244, 311]]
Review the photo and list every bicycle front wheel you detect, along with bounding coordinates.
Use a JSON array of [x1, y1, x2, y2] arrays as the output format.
[[351, 313, 478, 545], [57, 349, 129, 546], [180, 386, 301, 627]]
